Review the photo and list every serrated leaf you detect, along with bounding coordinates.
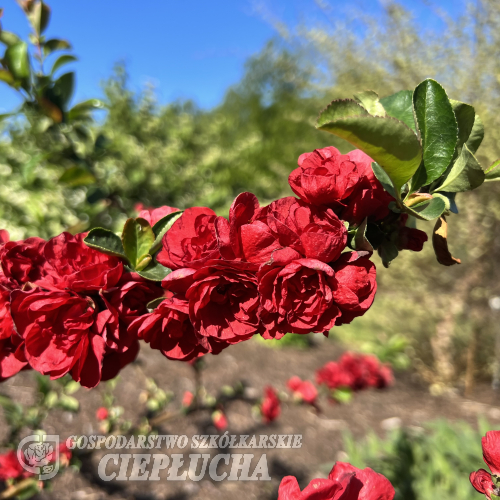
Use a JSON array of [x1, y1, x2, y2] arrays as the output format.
[[136, 260, 172, 281], [150, 211, 183, 254], [404, 196, 446, 221], [318, 113, 422, 194], [434, 144, 484, 193], [51, 54, 77, 75], [450, 99, 475, 151], [485, 159, 500, 181], [5, 42, 30, 80], [121, 218, 155, 269], [84, 228, 128, 260], [380, 90, 416, 131], [371, 162, 397, 198], [353, 90, 386, 116], [43, 38, 71, 56], [466, 114, 484, 154], [413, 79, 458, 184], [317, 99, 369, 127]]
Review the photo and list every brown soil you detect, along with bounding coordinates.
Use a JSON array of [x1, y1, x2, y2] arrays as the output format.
[[1, 338, 500, 500]]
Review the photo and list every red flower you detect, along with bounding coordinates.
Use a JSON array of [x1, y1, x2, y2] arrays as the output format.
[[287, 376, 317, 405], [96, 407, 109, 421], [278, 476, 343, 499], [0, 450, 32, 481], [329, 461, 396, 500], [216, 194, 347, 265], [182, 391, 194, 407], [157, 207, 220, 270], [0, 334, 28, 382], [470, 469, 497, 498], [258, 258, 341, 338], [0, 230, 9, 244], [212, 410, 227, 431], [332, 252, 377, 326], [137, 205, 179, 226], [186, 260, 261, 345], [0, 237, 45, 286], [128, 297, 213, 361], [483, 431, 500, 476], [289, 146, 360, 206], [316, 361, 355, 391], [261, 386, 281, 423], [37, 232, 122, 292], [340, 150, 393, 225]]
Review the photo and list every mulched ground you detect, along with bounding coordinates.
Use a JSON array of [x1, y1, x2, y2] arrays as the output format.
[[1, 338, 500, 500]]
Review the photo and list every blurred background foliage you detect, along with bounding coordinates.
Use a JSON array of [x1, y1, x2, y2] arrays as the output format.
[[1, 0, 500, 392]]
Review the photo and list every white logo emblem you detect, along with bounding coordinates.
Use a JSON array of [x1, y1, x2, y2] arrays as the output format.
[[17, 435, 59, 480]]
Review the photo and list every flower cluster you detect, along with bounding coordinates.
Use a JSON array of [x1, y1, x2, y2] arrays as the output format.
[[470, 431, 500, 498], [316, 352, 394, 392], [0, 147, 426, 387], [278, 460, 395, 499]]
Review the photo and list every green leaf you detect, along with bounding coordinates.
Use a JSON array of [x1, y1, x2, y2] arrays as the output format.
[[58, 166, 96, 187], [29, 1, 51, 35], [68, 99, 105, 121], [450, 100, 475, 151], [150, 211, 183, 254], [136, 260, 172, 281], [121, 218, 156, 269], [380, 90, 416, 131], [413, 79, 458, 184], [0, 31, 21, 46], [466, 114, 484, 154], [371, 162, 397, 198], [404, 196, 447, 221], [147, 297, 166, 310], [50, 54, 77, 75], [485, 159, 500, 181], [43, 38, 71, 56], [5, 42, 30, 80], [58, 394, 79, 412], [353, 217, 373, 252], [432, 192, 458, 214], [332, 387, 353, 404], [378, 241, 399, 268], [353, 90, 386, 116], [53, 72, 75, 107], [0, 69, 15, 86], [434, 144, 484, 193], [84, 228, 128, 260], [317, 99, 369, 126], [317, 113, 422, 194]]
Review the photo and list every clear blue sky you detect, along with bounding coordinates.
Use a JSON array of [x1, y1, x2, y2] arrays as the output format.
[[0, 0, 462, 112]]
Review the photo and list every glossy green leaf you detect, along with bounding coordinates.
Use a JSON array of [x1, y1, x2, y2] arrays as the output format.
[[68, 99, 105, 121], [50, 54, 77, 75], [380, 90, 416, 131], [353, 218, 373, 252], [58, 166, 96, 187], [450, 100, 475, 151], [318, 114, 422, 194], [431, 192, 458, 214], [43, 38, 71, 56], [378, 241, 399, 268], [485, 159, 500, 181], [317, 99, 368, 126], [0, 69, 15, 86], [0, 31, 21, 46], [434, 144, 484, 193], [150, 211, 183, 254], [84, 228, 128, 260], [121, 218, 156, 269], [413, 79, 458, 184], [53, 72, 74, 107], [353, 90, 386, 116], [466, 114, 484, 154], [5, 42, 30, 80], [371, 162, 397, 198], [405, 196, 447, 221], [147, 297, 166, 310], [136, 260, 172, 281]]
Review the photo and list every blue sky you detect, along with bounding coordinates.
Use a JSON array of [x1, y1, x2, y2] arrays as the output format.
[[0, 0, 462, 112]]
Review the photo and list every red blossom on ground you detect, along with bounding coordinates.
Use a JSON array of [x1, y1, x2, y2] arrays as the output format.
[[287, 376, 317, 405], [96, 407, 109, 421], [182, 391, 194, 407], [0, 450, 32, 481], [261, 386, 281, 423], [212, 410, 227, 431]]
